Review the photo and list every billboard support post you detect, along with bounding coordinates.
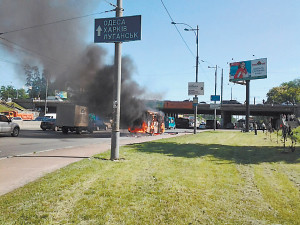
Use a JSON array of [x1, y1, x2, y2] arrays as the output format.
[[245, 80, 250, 132], [229, 58, 267, 132]]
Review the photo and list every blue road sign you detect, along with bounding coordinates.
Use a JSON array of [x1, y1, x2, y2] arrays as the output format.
[[210, 95, 220, 101], [193, 97, 198, 106], [94, 15, 141, 43]]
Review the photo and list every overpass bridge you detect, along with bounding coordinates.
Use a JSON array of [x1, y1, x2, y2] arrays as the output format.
[[14, 99, 299, 127], [160, 101, 299, 127], [161, 101, 298, 116]]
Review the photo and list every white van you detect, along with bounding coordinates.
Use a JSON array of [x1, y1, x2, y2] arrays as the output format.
[[44, 113, 56, 119]]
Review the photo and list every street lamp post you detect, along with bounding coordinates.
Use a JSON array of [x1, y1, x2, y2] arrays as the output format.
[[44, 78, 48, 114], [208, 65, 217, 131], [171, 22, 199, 134]]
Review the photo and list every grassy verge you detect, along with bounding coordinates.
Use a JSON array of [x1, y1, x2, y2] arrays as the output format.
[[0, 104, 11, 112], [0, 131, 299, 224], [6, 102, 25, 110], [0, 102, 25, 112]]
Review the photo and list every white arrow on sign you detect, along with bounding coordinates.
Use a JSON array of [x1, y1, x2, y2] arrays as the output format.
[[96, 25, 102, 36]]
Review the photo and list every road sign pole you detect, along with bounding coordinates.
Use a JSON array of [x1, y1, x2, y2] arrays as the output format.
[[111, 0, 123, 160], [194, 25, 199, 135]]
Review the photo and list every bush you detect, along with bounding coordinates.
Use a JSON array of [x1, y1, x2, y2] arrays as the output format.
[[293, 126, 300, 142]]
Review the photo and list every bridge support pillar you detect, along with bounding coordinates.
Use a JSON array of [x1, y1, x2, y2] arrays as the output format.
[[221, 111, 232, 129]]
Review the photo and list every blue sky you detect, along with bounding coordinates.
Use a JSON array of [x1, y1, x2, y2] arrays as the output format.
[[1, 0, 299, 104]]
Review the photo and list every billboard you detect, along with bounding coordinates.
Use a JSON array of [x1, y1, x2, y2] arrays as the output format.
[[229, 58, 267, 82], [55, 91, 68, 99]]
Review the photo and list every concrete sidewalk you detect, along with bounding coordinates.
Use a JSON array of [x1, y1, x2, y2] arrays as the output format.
[[0, 132, 189, 196]]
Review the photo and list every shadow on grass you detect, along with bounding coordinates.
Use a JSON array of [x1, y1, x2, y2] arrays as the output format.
[[130, 142, 300, 165]]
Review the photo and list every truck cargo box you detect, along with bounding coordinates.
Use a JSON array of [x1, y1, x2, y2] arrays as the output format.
[[56, 104, 89, 127]]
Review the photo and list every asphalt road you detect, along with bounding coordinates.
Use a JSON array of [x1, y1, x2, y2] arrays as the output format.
[[0, 128, 194, 159]]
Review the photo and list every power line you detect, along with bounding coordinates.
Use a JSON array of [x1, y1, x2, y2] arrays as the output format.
[[160, 0, 216, 72], [0, 37, 66, 67], [0, 9, 115, 69], [0, 57, 25, 67], [0, 10, 114, 35], [104, 0, 118, 8], [160, 0, 195, 58]]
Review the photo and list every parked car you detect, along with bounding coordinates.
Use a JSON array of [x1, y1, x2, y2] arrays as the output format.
[[175, 118, 190, 128], [44, 113, 57, 119], [189, 120, 200, 128], [40, 118, 60, 131], [281, 102, 293, 105], [199, 122, 206, 129], [34, 116, 47, 121], [205, 120, 220, 129], [0, 114, 20, 137], [11, 117, 23, 121], [222, 100, 241, 104]]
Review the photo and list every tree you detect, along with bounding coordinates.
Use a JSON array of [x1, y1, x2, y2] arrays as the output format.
[[24, 65, 51, 99], [0, 85, 29, 100], [16, 88, 29, 99], [266, 78, 300, 105]]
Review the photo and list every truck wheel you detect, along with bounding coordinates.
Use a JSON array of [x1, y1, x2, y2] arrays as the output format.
[[11, 127, 20, 137], [62, 127, 68, 134], [76, 128, 82, 134]]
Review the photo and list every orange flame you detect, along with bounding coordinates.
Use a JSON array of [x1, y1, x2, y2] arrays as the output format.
[[128, 122, 147, 133], [128, 121, 165, 135]]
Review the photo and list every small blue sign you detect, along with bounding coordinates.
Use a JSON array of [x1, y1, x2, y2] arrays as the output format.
[[211, 95, 220, 101], [94, 15, 141, 43]]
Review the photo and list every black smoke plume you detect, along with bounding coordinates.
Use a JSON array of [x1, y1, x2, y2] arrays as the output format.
[[0, 0, 149, 126]]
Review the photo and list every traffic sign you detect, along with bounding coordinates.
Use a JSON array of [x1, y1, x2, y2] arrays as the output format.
[[94, 15, 141, 43], [210, 95, 220, 101], [188, 82, 204, 96], [193, 97, 198, 106], [210, 103, 221, 109]]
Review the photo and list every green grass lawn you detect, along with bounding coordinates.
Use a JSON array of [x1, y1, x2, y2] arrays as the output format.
[[1, 131, 299, 224], [0, 102, 25, 112], [6, 102, 25, 110], [0, 104, 11, 112]]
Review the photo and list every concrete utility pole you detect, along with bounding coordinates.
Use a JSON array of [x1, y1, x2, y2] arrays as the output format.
[[220, 68, 223, 128], [208, 65, 217, 130], [221, 68, 223, 105], [194, 25, 199, 135], [111, 0, 123, 160], [214, 65, 217, 131], [172, 22, 199, 134], [44, 78, 48, 114]]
